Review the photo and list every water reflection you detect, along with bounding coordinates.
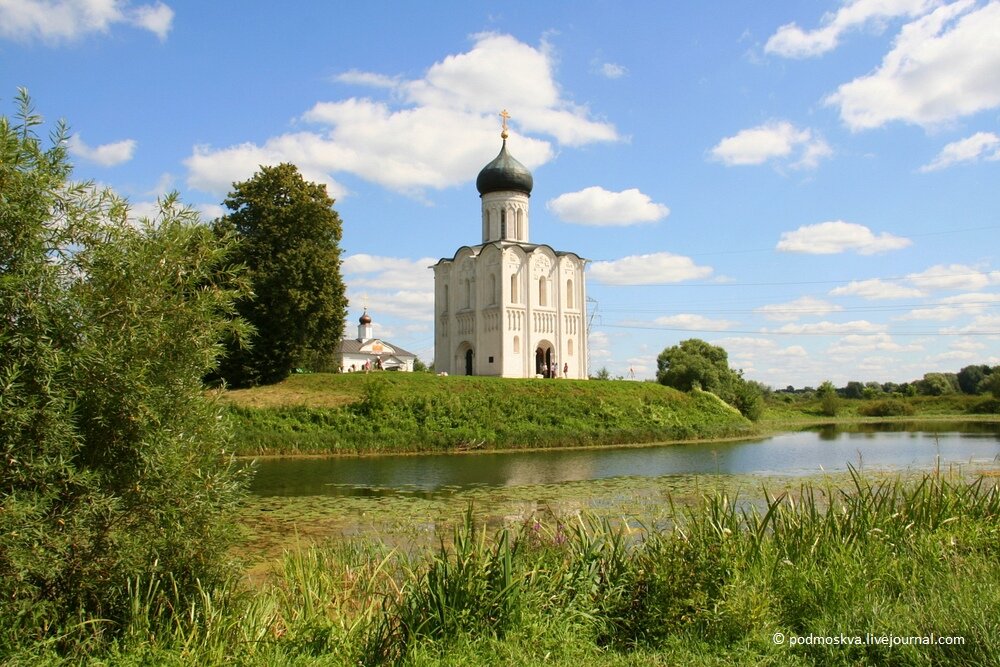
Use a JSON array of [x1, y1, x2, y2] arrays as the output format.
[[249, 422, 1000, 498]]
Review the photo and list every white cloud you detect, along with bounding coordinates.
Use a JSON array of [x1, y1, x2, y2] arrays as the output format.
[[776, 345, 809, 358], [755, 296, 844, 321], [769, 320, 887, 335], [546, 187, 669, 226], [715, 336, 779, 351], [195, 203, 226, 221], [185, 135, 350, 199], [589, 252, 713, 285], [710, 121, 830, 169], [342, 254, 436, 291], [941, 313, 1000, 334], [130, 1, 172, 40], [126, 199, 160, 223], [765, 0, 938, 58], [347, 289, 434, 322], [906, 264, 1000, 291], [588, 331, 612, 361], [951, 338, 986, 352], [897, 292, 1000, 320], [830, 278, 925, 299], [0, 0, 174, 43], [341, 255, 435, 322], [826, 1, 1000, 130], [920, 131, 1000, 172], [648, 314, 737, 331], [186, 33, 616, 196], [827, 332, 922, 355], [777, 221, 911, 255], [334, 69, 401, 89], [599, 62, 627, 79], [67, 134, 136, 166]]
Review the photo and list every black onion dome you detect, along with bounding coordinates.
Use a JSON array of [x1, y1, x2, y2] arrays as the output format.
[[359, 310, 372, 325], [476, 140, 533, 196]]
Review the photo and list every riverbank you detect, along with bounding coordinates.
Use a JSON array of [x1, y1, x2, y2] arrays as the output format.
[[220, 372, 755, 456], [219, 373, 999, 456]]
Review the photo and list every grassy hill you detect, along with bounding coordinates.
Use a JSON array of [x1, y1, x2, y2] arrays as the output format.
[[220, 372, 755, 455]]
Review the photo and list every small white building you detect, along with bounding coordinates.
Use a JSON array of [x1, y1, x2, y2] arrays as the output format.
[[433, 119, 588, 378], [338, 310, 417, 372]]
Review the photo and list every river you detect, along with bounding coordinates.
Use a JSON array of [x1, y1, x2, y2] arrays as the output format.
[[249, 421, 1000, 498]]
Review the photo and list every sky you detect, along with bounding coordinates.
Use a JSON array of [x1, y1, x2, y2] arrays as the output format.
[[3, 0, 999, 388]]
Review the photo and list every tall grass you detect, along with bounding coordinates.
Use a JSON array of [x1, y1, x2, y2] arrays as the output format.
[[8, 471, 999, 665]]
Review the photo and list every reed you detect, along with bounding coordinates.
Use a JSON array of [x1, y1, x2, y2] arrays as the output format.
[[7, 470, 998, 665]]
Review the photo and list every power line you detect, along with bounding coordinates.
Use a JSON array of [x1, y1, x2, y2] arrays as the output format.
[[589, 270, 999, 288], [598, 323, 1000, 336]]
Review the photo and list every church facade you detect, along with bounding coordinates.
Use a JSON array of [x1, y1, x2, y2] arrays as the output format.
[[433, 118, 588, 378]]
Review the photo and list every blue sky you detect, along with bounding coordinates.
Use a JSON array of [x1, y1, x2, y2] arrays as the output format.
[[3, 0, 999, 387]]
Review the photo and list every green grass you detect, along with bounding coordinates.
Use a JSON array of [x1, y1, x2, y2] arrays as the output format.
[[221, 373, 755, 455], [11, 470, 999, 665]]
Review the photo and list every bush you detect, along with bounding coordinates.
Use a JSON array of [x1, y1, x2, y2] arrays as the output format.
[[858, 399, 916, 417], [968, 398, 1000, 415], [0, 92, 248, 652], [817, 381, 839, 417]]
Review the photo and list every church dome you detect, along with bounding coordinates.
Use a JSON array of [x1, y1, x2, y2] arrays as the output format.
[[359, 310, 372, 325], [476, 139, 533, 196]]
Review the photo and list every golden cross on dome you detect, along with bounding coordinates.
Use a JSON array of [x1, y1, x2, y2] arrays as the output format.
[[499, 109, 510, 139]]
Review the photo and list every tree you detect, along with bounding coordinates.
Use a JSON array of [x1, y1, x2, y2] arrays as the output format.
[[817, 380, 839, 417], [843, 381, 865, 399], [0, 92, 247, 649], [656, 339, 763, 420], [958, 364, 991, 394], [862, 382, 882, 399], [213, 163, 347, 387], [917, 372, 959, 396], [979, 368, 1000, 398], [656, 339, 731, 393]]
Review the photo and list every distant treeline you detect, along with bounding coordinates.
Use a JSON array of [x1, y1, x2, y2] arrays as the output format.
[[775, 363, 1000, 398]]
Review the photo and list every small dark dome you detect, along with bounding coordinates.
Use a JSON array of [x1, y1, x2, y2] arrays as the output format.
[[359, 310, 372, 325], [476, 140, 533, 196]]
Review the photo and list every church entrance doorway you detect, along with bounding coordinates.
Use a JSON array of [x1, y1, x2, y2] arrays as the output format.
[[535, 343, 554, 378], [465, 349, 474, 376]]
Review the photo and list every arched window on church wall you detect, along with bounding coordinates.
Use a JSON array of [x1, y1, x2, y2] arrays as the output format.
[[516, 209, 524, 239], [510, 274, 518, 303], [500, 209, 507, 239], [539, 276, 548, 307], [566, 279, 574, 308], [443, 284, 449, 312], [568, 338, 574, 356], [489, 274, 496, 305], [513, 336, 520, 354], [464, 279, 471, 309]]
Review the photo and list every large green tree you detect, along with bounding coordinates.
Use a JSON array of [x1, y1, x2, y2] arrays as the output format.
[[0, 92, 247, 650], [958, 364, 992, 394], [656, 339, 763, 420], [213, 163, 348, 386]]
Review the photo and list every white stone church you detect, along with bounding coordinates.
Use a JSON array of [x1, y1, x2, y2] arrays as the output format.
[[433, 117, 588, 379]]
